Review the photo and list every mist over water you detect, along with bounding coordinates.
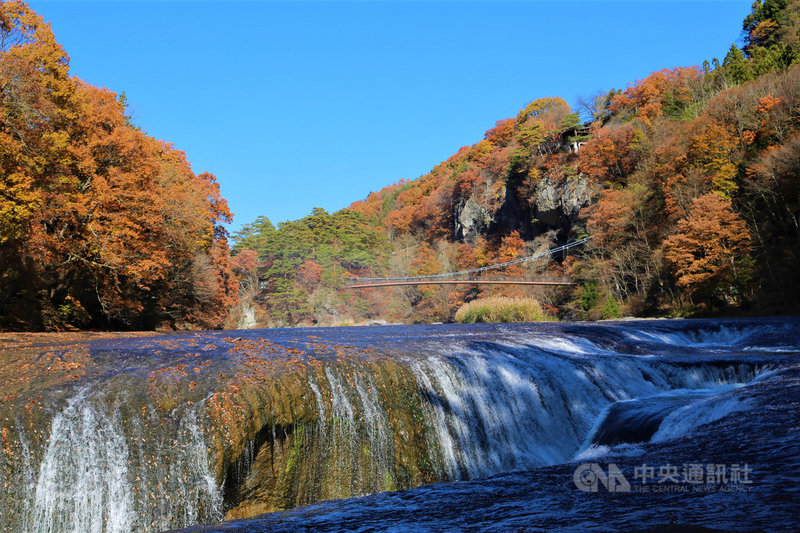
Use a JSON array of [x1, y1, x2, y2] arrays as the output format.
[[2, 317, 798, 532]]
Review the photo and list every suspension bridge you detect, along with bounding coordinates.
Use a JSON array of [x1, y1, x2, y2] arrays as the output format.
[[346, 237, 589, 289]]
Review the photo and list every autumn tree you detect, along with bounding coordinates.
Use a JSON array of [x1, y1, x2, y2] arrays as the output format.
[[687, 116, 741, 197], [577, 123, 642, 185], [581, 184, 659, 307], [0, 2, 237, 330], [485, 118, 515, 146], [407, 241, 467, 322], [495, 231, 526, 276], [610, 67, 700, 124], [231, 248, 260, 296], [488, 231, 528, 297], [664, 193, 753, 307], [0, 0, 73, 245]]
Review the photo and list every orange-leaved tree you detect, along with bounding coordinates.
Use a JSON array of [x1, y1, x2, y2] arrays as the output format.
[[664, 193, 753, 307], [0, 2, 237, 330], [609, 67, 700, 125]]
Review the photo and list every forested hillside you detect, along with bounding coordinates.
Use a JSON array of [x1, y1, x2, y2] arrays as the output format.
[[235, 0, 800, 326], [3, 1, 797, 331], [0, 2, 237, 330]]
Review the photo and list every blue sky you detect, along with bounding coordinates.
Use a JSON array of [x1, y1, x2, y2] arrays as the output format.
[[31, 1, 753, 232]]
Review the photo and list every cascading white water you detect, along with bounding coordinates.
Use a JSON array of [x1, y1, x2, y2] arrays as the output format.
[[157, 409, 224, 529], [408, 358, 467, 478], [25, 389, 222, 533], [350, 371, 393, 484], [652, 392, 752, 443], [408, 334, 761, 481], [317, 366, 395, 494], [307, 377, 326, 420], [9, 321, 778, 532], [624, 325, 758, 347], [410, 345, 617, 479], [322, 367, 356, 424], [28, 390, 134, 533]]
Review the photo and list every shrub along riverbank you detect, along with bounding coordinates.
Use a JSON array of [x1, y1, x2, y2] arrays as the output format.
[[455, 297, 556, 323]]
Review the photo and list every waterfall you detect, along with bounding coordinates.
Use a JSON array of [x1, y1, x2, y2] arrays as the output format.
[[408, 335, 763, 480], [651, 391, 752, 443], [24, 389, 222, 533], [623, 325, 759, 347], [314, 365, 396, 496], [28, 390, 133, 533], [237, 306, 258, 330], [5, 318, 792, 532]]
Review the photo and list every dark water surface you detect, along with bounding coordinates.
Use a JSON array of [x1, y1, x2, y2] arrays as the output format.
[[1, 318, 798, 532]]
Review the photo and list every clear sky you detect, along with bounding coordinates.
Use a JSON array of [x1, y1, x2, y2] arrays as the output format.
[[30, 1, 753, 232]]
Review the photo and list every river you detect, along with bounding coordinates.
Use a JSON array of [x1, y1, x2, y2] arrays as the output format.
[[1, 317, 798, 531]]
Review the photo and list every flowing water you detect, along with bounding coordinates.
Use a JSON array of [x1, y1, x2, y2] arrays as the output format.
[[1, 317, 798, 532]]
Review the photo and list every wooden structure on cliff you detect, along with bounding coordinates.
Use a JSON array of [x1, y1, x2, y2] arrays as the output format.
[[538, 127, 593, 155]]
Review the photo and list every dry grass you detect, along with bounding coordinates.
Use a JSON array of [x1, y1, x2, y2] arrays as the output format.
[[454, 296, 556, 324]]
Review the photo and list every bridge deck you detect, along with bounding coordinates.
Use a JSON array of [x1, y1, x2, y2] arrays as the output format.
[[347, 279, 575, 289]]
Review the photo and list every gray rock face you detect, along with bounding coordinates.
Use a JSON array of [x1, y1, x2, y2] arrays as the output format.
[[532, 173, 592, 229], [455, 198, 493, 241], [453, 173, 593, 242]]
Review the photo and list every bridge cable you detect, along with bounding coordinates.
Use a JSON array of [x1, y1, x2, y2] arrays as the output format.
[[349, 236, 590, 282]]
